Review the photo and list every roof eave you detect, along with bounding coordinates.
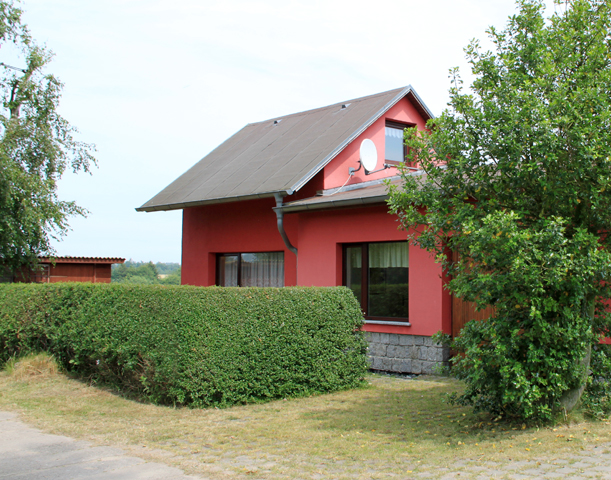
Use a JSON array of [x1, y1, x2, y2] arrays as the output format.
[[38, 257, 126, 265], [275, 194, 389, 214], [136, 190, 288, 212], [406, 89, 435, 121]]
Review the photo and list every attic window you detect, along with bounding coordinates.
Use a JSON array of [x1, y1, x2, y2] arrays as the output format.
[[385, 120, 413, 163], [274, 119, 282, 125], [341, 103, 351, 109]]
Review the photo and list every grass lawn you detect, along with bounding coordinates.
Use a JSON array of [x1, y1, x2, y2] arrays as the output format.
[[1, 354, 611, 479]]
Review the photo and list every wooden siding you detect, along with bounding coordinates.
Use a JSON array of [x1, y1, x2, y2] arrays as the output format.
[[451, 250, 496, 338], [452, 295, 496, 338], [48, 263, 112, 283], [32, 263, 113, 284]]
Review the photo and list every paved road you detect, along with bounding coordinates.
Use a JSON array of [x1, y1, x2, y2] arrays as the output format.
[[0, 412, 201, 480]]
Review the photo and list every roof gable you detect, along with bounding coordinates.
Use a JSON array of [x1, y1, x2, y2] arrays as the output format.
[[138, 86, 433, 212]]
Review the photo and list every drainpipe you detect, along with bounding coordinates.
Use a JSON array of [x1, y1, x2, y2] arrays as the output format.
[[273, 193, 298, 257]]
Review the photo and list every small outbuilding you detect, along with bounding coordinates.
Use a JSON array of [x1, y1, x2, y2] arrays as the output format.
[[25, 257, 125, 284]]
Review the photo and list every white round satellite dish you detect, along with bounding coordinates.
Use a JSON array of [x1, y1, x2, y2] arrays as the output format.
[[360, 139, 378, 172]]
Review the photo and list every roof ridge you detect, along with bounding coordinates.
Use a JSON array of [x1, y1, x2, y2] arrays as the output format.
[[247, 86, 409, 126]]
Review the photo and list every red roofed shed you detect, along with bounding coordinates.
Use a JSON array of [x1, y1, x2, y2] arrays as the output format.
[[31, 257, 125, 284]]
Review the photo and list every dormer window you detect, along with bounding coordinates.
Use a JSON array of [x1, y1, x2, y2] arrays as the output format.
[[385, 121, 412, 163]]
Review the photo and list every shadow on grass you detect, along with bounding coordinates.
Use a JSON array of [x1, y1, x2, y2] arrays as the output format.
[[302, 374, 526, 449]]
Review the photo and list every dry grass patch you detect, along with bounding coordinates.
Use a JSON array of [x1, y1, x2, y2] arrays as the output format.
[[1, 354, 611, 479], [3, 352, 60, 379]]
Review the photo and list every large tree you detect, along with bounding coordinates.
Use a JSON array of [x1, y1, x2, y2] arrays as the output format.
[[388, 0, 611, 421], [0, 0, 95, 275]]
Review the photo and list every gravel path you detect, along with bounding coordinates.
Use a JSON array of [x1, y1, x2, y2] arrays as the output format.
[[429, 445, 611, 479]]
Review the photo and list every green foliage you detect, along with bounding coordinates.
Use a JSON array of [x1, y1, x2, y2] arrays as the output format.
[[154, 262, 180, 275], [387, 0, 611, 421], [112, 261, 159, 284], [111, 261, 181, 285], [0, 283, 368, 407], [448, 213, 609, 419], [582, 344, 611, 419], [159, 270, 181, 285], [0, 0, 95, 275]]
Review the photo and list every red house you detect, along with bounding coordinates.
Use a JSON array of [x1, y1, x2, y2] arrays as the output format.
[[138, 86, 452, 374]]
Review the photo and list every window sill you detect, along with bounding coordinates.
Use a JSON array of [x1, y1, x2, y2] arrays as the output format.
[[364, 320, 411, 327]]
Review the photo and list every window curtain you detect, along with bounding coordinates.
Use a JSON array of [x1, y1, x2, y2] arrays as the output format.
[[385, 127, 405, 162], [219, 255, 238, 286], [241, 252, 284, 287], [385, 126, 404, 139], [348, 246, 362, 268], [369, 242, 409, 268]]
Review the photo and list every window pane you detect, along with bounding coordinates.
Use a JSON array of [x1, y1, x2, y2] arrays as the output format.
[[240, 252, 284, 287], [218, 255, 238, 286], [345, 246, 362, 305], [385, 126, 404, 162], [368, 242, 409, 318]]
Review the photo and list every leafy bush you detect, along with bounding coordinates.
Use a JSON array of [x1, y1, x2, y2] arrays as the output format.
[[582, 344, 611, 419], [0, 284, 367, 407], [446, 214, 608, 422]]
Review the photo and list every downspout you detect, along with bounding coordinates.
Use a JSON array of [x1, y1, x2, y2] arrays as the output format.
[[273, 193, 298, 257]]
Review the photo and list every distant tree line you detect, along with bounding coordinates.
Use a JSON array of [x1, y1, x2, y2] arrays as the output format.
[[111, 261, 181, 285]]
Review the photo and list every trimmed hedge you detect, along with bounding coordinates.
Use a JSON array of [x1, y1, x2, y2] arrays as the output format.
[[0, 283, 368, 407]]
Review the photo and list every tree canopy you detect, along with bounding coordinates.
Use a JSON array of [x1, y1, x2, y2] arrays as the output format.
[[0, 0, 95, 274], [112, 261, 181, 285], [388, 0, 611, 421]]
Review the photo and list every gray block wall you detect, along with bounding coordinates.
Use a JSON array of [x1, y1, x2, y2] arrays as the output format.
[[365, 332, 450, 374]]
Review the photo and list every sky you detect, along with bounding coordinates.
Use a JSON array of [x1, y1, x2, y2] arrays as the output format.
[[10, 0, 558, 263]]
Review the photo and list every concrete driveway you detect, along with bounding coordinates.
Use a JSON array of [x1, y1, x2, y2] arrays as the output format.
[[0, 412, 202, 480]]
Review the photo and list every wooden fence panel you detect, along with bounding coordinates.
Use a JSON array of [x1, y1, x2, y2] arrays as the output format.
[[451, 250, 496, 338], [452, 295, 495, 338]]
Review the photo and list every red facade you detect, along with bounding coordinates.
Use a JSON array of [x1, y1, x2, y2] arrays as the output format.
[[179, 94, 452, 338], [182, 200, 451, 337]]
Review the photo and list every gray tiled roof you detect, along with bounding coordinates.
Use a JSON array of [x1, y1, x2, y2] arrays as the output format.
[[137, 86, 433, 212]]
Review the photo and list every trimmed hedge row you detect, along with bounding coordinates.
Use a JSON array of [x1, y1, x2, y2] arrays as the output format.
[[0, 283, 368, 407]]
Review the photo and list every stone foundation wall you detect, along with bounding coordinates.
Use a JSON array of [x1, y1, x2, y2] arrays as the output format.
[[365, 332, 450, 374]]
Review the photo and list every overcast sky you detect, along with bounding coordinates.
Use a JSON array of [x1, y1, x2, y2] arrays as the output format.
[[12, 0, 557, 263]]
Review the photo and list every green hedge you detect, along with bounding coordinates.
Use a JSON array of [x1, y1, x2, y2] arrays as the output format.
[[0, 284, 368, 407]]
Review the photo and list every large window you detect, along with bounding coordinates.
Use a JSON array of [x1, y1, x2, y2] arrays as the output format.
[[217, 252, 284, 287], [344, 242, 409, 321], [385, 121, 412, 163]]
